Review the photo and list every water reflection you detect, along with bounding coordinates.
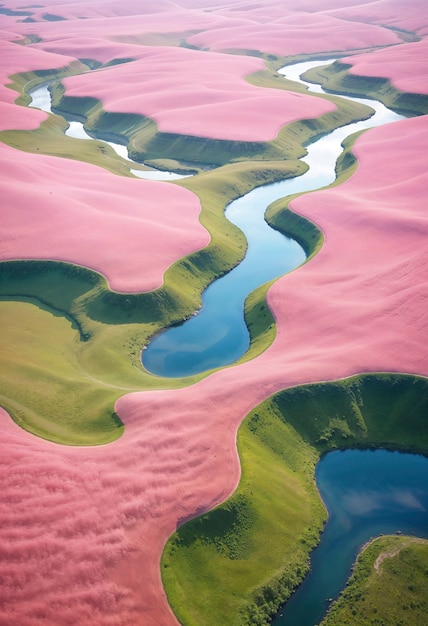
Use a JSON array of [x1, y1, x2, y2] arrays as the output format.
[[273, 449, 428, 626], [143, 60, 404, 377]]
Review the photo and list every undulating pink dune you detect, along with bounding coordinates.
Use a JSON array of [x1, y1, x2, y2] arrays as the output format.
[[186, 12, 400, 56], [0, 143, 207, 293], [342, 38, 428, 94], [324, 0, 428, 35], [58, 46, 335, 141], [1, 1, 428, 625]]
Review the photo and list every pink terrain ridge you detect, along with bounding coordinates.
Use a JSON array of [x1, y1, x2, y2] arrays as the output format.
[[1, 1, 427, 625]]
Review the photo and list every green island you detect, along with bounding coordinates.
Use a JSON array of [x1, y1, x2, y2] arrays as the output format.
[[321, 535, 428, 625], [1, 52, 427, 625]]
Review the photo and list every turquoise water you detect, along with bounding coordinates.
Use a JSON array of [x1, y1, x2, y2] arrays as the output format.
[[272, 449, 428, 626]]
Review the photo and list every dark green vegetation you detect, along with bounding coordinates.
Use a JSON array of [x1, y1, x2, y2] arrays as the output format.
[[162, 374, 428, 626], [321, 535, 428, 625], [303, 60, 428, 117]]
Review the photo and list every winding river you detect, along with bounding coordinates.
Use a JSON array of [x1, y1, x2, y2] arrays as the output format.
[[29, 62, 405, 380], [29, 62, 422, 626], [142, 60, 405, 377]]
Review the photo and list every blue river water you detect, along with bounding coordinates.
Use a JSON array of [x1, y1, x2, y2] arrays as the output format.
[[142, 60, 404, 377], [273, 448, 428, 626]]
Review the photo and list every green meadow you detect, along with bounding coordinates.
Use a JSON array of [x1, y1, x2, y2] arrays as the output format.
[[321, 535, 428, 625], [1, 54, 427, 625]]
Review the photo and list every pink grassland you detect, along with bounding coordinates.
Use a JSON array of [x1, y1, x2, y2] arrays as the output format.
[[1, 144, 207, 292], [1, 1, 427, 624], [56, 47, 335, 142], [343, 38, 428, 94]]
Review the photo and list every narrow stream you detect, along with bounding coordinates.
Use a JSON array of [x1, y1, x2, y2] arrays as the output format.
[[28, 84, 190, 180], [142, 60, 405, 377]]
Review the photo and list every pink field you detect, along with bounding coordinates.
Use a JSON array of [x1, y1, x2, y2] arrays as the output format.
[[1, 1, 428, 624], [1, 144, 207, 292], [343, 38, 428, 94], [56, 47, 335, 142]]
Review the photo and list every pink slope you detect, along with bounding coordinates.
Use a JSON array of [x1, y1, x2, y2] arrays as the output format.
[[0, 38, 76, 131], [0, 144, 207, 293], [325, 0, 428, 34], [342, 38, 428, 95], [57, 46, 334, 142], [187, 12, 400, 56]]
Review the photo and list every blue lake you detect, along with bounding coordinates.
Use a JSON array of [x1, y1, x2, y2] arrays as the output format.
[[272, 448, 428, 626]]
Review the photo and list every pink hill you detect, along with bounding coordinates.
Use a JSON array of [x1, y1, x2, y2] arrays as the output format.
[[325, 0, 428, 34], [187, 12, 399, 56], [58, 46, 335, 142], [342, 38, 428, 94], [0, 144, 207, 293], [0, 38, 76, 131]]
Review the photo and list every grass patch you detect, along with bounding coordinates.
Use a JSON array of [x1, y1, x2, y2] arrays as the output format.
[[162, 373, 428, 626], [0, 299, 124, 445], [321, 536, 428, 625]]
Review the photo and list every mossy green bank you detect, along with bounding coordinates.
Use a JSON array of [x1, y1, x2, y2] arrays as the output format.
[[162, 374, 428, 626], [321, 535, 428, 626]]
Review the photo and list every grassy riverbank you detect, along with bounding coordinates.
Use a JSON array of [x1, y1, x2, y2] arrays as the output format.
[[321, 535, 428, 625], [3, 57, 376, 173], [0, 156, 313, 444], [161, 373, 428, 626]]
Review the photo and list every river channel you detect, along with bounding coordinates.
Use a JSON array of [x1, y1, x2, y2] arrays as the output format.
[[142, 60, 405, 377], [29, 61, 405, 378]]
